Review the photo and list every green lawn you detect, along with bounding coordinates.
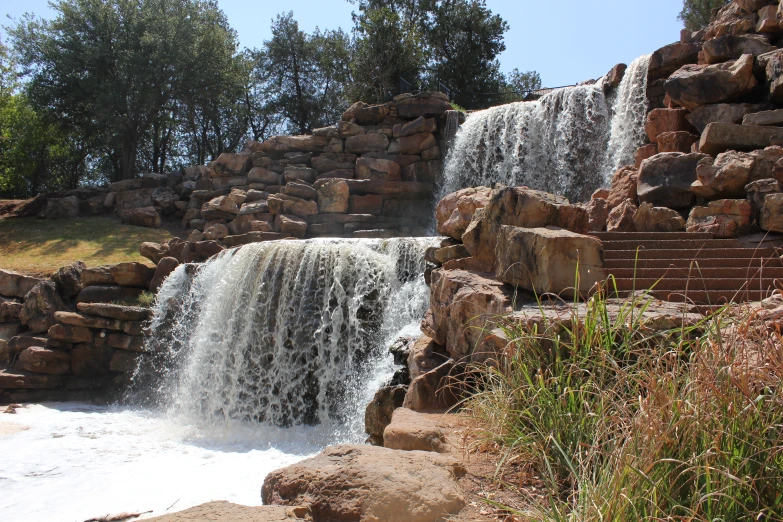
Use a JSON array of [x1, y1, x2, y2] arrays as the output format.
[[0, 216, 177, 276]]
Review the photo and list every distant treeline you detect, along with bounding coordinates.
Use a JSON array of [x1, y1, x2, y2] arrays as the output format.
[[0, 0, 541, 197]]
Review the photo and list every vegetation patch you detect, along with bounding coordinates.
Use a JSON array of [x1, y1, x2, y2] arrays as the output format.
[[0, 216, 173, 275]]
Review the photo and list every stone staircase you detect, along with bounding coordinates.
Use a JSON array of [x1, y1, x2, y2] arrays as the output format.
[[592, 232, 783, 304]]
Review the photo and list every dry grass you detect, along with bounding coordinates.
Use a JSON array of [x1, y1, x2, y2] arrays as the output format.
[[0, 216, 176, 276]]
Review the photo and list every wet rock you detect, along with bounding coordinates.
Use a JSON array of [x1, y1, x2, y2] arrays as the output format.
[[71, 344, 112, 377], [664, 54, 757, 110], [150, 257, 180, 291], [223, 232, 290, 247], [193, 241, 224, 260], [109, 350, 140, 373], [365, 385, 407, 446]]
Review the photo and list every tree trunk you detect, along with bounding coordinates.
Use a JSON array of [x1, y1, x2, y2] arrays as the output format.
[[121, 134, 138, 180]]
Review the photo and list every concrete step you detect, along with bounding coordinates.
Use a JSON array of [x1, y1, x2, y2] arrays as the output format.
[[591, 232, 714, 241], [605, 248, 780, 260], [601, 239, 742, 251], [612, 289, 777, 304], [605, 257, 783, 269], [605, 267, 783, 279], [611, 277, 782, 292]]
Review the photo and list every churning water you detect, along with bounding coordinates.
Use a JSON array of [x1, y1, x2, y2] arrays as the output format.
[[441, 55, 651, 202]]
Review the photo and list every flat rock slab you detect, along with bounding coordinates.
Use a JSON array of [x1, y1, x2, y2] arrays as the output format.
[[383, 408, 466, 453], [76, 302, 151, 321], [145, 502, 310, 521], [262, 444, 466, 522]]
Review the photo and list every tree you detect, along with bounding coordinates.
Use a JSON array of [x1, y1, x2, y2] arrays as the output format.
[[255, 13, 351, 135], [8, 0, 241, 180], [349, 6, 426, 104], [505, 69, 542, 94], [678, 0, 730, 31]]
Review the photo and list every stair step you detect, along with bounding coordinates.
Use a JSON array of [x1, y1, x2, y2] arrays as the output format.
[[611, 277, 782, 292], [591, 232, 714, 241], [605, 267, 783, 279], [605, 248, 780, 260], [612, 289, 778, 304], [605, 257, 783, 269], [601, 239, 742, 251]]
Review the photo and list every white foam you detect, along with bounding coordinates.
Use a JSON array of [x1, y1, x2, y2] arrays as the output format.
[[0, 403, 320, 522]]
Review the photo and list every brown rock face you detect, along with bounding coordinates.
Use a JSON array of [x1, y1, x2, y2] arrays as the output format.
[[355, 158, 401, 181], [761, 193, 783, 232], [16, 346, 71, 375], [391, 132, 436, 155], [275, 214, 307, 239], [260, 135, 329, 153], [586, 198, 610, 232], [644, 108, 695, 142], [699, 123, 783, 156], [692, 151, 755, 199], [268, 194, 318, 218], [638, 152, 710, 208], [365, 385, 407, 445], [110, 262, 155, 288], [648, 42, 701, 79], [145, 502, 311, 522], [700, 34, 774, 64], [316, 179, 350, 214], [120, 206, 161, 228], [607, 199, 638, 232], [210, 153, 251, 177], [262, 444, 466, 522], [51, 261, 86, 299], [150, 257, 180, 290], [0, 371, 64, 389], [686, 103, 767, 133], [632, 202, 686, 232], [607, 166, 638, 208], [435, 186, 493, 241], [664, 54, 757, 110], [0, 269, 43, 299], [139, 242, 169, 265], [383, 408, 448, 453], [348, 194, 382, 215], [20, 281, 67, 334], [396, 93, 453, 119], [686, 199, 753, 238], [71, 343, 112, 377], [494, 226, 604, 298], [657, 131, 700, 153], [48, 324, 93, 344], [344, 133, 389, 154]]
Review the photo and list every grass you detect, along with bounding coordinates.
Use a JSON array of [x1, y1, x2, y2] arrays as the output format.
[[0, 216, 175, 276], [463, 279, 783, 521]]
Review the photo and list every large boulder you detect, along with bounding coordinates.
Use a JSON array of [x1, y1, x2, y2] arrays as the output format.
[[749, 146, 783, 182], [699, 123, 783, 156], [316, 179, 350, 214], [390, 133, 436, 155], [746, 178, 782, 211], [761, 193, 783, 232], [686, 199, 753, 238], [607, 166, 639, 208], [110, 262, 155, 288], [0, 270, 42, 299], [395, 92, 453, 119], [260, 135, 329, 153], [607, 199, 638, 232], [494, 226, 604, 298], [144, 502, 311, 521], [19, 281, 67, 334], [120, 206, 161, 228], [663, 54, 757, 110], [262, 445, 466, 522], [403, 359, 459, 411], [210, 153, 251, 177], [365, 385, 407, 445], [637, 152, 710, 208], [16, 346, 70, 375], [344, 134, 389, 154], [632, 202, 686, 232], [657, 131, 700, 153], [686, 103, 767, 133], [150, 257, 180, 291], [644, 108, 695, 142], [51, 261, 86, 299], [700, 34, 774, 65], [355, 158, 401, 181], [139, 242, 170, 264], [383, 408, 449, 453], [275, 214, 307, 239], [648, 42, 701, 79], [268, 194, 318, 218], [435, 187, 492, 241], [43, 196, 80, 219], [692, 151, 755, 199], [586, 197, 610, 232]]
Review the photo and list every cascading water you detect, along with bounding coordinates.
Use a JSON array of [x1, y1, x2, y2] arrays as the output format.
[[131, 237, 436, 443], [440, 55, 651, 202]]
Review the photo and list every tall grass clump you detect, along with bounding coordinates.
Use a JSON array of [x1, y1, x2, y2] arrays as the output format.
[[465, 285, 783, 521]]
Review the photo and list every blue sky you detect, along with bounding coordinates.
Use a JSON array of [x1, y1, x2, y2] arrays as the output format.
[[1, 0, 686, 87]]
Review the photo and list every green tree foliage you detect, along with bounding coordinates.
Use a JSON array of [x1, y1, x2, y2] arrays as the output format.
[[8, 0, 243, 181], [255, 12, 351, 135], [505, 69, 542, 94], [678, 0, 730, 31]]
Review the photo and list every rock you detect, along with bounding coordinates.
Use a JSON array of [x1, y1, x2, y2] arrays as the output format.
[[399, 116, 437, 137], [743, 109, 783, 126], [355, 158, 401, 181], [120, 206, 161, 228], [150, 257, 180, 291], [700, 34, 774, 64], [657, 131, 700, 153], [151, 187, 179, 213], [635, 144, 659, 169], [20, 281, 66, 334], [43, 196, 80, 219], [664, 54, 757, 110], [586, 198, 610, 231], [749, 146, 783, 182], [604, 63, 627, 89], [210, 153, 251, 177], [0, 371, 63, 389], [632, 202, 686, 232], [408, 336, 449, 380], [461, 187, 588, 266], [348, 194, 383, 215], [686, 199, 753, 238], [390, 133, 436, 155], [0, 323, 21, 341], [607, 166, 638, 208], [607, 199, 638, 232], [246, 189, 269, 203], [637, 152, 710, 208], [746, 178, 782, 210], [51, 261, 85, 299], [48, 324, 93, 343], [756, 4, 781, 33], [592, 188, 610, 199], [76, 285, 145, 305], [203, 223, 229, 240], [284, 183, 317, 201], [238, 201, 270, 216], [55, 311, 121, 330], [692, 150, 755, 198], [110, 263, 155, 288], [365, 385, 407, 445], [316, 179, 350, 214], [110, 350, 140, 373], [704, 3, 757, 40], [648, 42, 701, 79], [494, 226, 604, 298], [383, 408, 449, 453], [262, 136, 330, 154], [139, 242, 169, 265], [354, 103, 391, 125], [248, 167, 280, 185], [0, 269, 43, 298], [396, 93, 453, 119], [268, 194, 318, 218], [761, 193, 783, 231], [699, 122, 783, 156], [436, 187, 492, 241], [203, 195, 240, 218], [223, 232, 290, 247], [311, 153, 357, 173], [0, 301, 23, 322], [284, 167, 318, 184], [645, 108, 695, 142], [16, 346, 70, 375], [275, 214, 307, 239], [70, 344, 112, 377], [194, 240, 224, 260], [402, 360, 459, 411], [145, 502, 311, 521], [75, 302, 149, 321], [686, 103, 767, 133], [341, 179, 433, 198], [338, 120, 365, 137], [81, 266, 114, 287], [344, 133, 389, 154]]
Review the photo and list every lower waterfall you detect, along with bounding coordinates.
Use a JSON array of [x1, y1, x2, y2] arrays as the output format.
[[131, 237, 436, 443], [440, 55, 651, 202]]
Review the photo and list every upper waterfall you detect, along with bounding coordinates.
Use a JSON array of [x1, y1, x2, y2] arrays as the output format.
[[440, 55, 651, 202], [131, 238, 436, 443]]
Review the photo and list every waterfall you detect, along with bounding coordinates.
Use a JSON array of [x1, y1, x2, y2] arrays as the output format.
[[131, 238, 436, 443], [440, 55, 651, 202]]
